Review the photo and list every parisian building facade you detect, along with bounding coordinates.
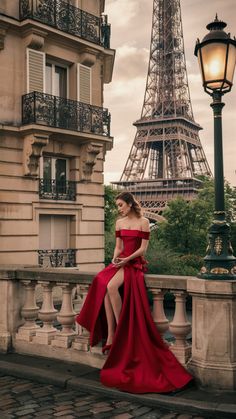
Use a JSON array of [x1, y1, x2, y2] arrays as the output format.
[[0, 0, 115, 271]]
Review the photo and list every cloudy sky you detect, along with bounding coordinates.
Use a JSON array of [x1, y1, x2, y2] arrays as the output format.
[[103, 0, 236, 187]]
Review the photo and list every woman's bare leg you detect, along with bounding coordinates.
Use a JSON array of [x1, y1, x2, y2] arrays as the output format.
[[107, 268, 124, 324], [104, 293, 115, 345]]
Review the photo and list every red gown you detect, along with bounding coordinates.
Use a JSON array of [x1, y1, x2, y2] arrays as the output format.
[[76, 229, 193, 394]]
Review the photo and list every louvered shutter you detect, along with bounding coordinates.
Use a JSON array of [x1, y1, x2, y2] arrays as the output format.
[[77, 64, 91, 104], [27, 49, 45, 93]]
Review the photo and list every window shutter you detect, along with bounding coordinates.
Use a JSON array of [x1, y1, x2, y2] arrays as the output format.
[[27, 49, 45, 93], [77, 64, 91, 104]]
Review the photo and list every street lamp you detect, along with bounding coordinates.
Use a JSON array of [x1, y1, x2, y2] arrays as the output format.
[[195, 15, 236, 280]]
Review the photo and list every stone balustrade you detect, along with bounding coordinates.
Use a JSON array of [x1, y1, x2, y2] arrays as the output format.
[[0, 267, 192, 369], [148, 275, 191, 365], [1, 266, 236, 390]]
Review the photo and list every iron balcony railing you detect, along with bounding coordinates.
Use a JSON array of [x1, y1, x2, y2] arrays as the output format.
[[22, 91, 111, 137], [38, 248, 76, 268], [19, 0, 110, 48], [39, 179, 76, 201]]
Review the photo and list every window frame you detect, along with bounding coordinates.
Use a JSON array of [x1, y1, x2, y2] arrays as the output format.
[[45, 60, 69, 98], [39, 155, 70, 180]]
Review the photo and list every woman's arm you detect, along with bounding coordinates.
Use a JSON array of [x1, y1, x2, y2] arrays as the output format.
[[111, 220, 123, 264], [124, 238, 149, 262]]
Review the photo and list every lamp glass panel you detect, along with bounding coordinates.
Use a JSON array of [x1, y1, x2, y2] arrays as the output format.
[[226, 43, 236, 84], [197, 53, 205, 83], [201, 42, 227, 89]]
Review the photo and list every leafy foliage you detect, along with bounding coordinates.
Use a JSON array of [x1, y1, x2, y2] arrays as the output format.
[[104, 178, 236, 274], [146, 230, 203, 275], [104, 230, 116, 266], [104, 185, 117, 232]]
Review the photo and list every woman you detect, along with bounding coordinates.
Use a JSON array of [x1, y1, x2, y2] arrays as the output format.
[[76, 191, 192, 394]]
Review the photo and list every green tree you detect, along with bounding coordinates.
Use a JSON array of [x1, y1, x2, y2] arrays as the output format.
[[157, 178, 236, 256], [104, 185, 117, 232]]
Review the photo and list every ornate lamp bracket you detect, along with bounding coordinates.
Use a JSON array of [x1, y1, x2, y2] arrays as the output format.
[[80, 142, 103, 182], [23, 133, 49, 177]]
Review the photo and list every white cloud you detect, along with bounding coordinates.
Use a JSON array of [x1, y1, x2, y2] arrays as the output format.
[[105, 0, 136, 28]]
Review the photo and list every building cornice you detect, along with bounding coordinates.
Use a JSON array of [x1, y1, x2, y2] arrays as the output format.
[[0, 124, 114, 145]]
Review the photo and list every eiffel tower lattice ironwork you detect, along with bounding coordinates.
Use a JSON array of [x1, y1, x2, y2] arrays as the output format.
[[113, 0, 211, 222]]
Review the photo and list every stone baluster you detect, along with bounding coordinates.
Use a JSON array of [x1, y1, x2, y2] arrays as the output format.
[[16, 280, 40, 342], [73, 285, 83, 334], [32, 281, 57, 345], [150, 288, 169, 338], [73, 284, 90, 352], [52, 283, 76, 348], [169, 290, 191, 364]]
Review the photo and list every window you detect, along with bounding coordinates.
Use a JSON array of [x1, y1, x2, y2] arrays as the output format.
[[26, 50, 69, 98], [38, 215, 75, 267], [39, 156, 76, 201], [39, 215, 70, 250], [41, 156, 68, 193], [46, 63, 68, 98], [43, 156, 68, 183]]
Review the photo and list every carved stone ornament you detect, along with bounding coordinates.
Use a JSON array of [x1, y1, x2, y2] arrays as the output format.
[[0, 22, 8, 51], [22, 28, 48, 50], [80, 48, 97, 66], [23, 133, 49, 177], [80, 142, 103, 182]]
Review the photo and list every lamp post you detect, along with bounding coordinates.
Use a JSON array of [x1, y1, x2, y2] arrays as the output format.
[[195, 15, 236, 280]]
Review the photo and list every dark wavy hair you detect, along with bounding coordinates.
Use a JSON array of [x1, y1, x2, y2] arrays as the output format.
[[116, 191, 142, 218]]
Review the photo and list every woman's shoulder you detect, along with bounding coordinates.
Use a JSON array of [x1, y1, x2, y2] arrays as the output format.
[[115, 218, 125, 230], [140, 217, 150, 231]]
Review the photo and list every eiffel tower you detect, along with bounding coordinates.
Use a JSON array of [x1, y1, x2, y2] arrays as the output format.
[[113, 0, 211, 221]]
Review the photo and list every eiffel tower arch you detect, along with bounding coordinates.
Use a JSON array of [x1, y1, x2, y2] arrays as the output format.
[[113, 0, 211, 222]]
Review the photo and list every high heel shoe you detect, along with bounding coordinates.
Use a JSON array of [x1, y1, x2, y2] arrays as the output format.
[[102, 344, 112, 354]]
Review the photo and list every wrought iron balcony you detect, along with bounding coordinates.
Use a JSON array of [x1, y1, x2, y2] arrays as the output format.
[[39, 178, 76, 201], [19, 0, 110, 48], [22, 91, 110, 137], [38, 248, 76, 268]]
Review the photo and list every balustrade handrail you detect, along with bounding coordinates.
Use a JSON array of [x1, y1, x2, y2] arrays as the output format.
[[22, 91, 111, 137], [0, 267, 189, 290], [19, 0, 111, 48], [146, 274, 189, 290]]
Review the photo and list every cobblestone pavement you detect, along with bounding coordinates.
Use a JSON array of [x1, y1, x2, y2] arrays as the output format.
[[0, 374, 208, 419]]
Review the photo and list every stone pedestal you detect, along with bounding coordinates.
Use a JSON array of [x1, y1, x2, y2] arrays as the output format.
[[169, 291, 191, 365], [15, 280, 40, 342], [0, 271, 25, 352], [188, 277, 236, 390]]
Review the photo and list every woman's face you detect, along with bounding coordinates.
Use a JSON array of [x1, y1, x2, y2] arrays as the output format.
[[116, 199, 131, 217]]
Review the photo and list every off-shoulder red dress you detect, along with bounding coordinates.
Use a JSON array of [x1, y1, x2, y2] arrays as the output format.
[[76, 229, 193, 393]]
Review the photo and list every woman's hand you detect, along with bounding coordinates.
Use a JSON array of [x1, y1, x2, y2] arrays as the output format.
[[112, 257, 129, 268]]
